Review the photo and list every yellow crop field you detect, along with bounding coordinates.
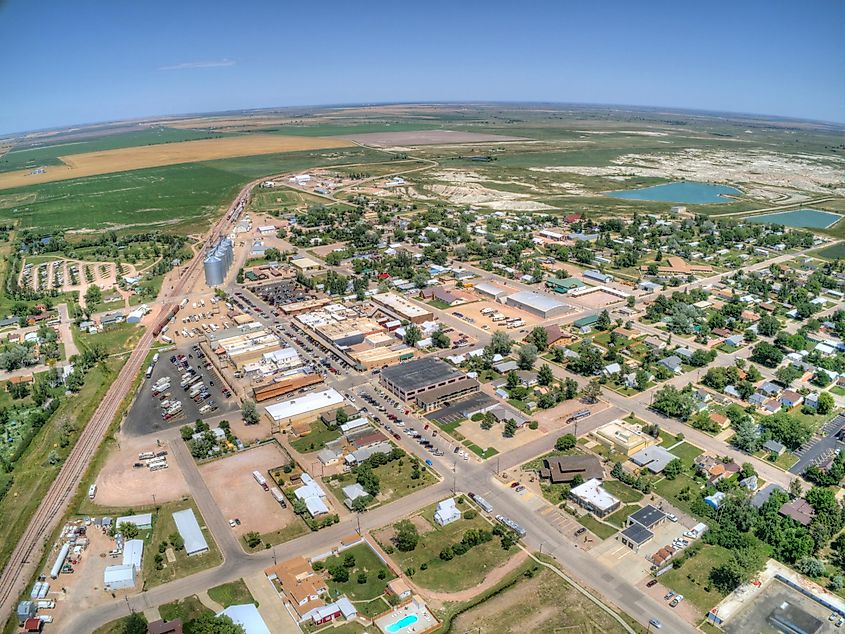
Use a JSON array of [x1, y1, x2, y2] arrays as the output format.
[[0, 134, 352, 190]]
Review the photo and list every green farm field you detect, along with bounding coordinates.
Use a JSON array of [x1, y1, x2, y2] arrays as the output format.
[[0, 146, 388, 233]]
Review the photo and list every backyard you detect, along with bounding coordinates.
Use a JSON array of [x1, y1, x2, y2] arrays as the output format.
[[289, 419, 341, 453], [660, 544, 734, 616], [322, 543, 396, 601], [326, 455, 437, 507]]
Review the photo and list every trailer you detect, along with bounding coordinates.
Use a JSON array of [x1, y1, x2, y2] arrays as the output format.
[[252, 471, 269, 490], [270, 487, 287, 507], [87, 484, 97, 500], [150, 463, 169, 472], [181, 374, 202, 389], [145, 365, 153, 379], [469, 492, 493, 513], [49, 543, 70, 579], [495, 514, 527, 537], [138, 451, 155, 460]]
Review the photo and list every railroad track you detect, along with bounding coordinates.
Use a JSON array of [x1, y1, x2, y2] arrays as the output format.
[[0, 180, 257, 622]]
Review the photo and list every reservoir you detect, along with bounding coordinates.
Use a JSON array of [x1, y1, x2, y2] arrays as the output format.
[[747, 208, 843, 229], [607, 181, 741, 204]]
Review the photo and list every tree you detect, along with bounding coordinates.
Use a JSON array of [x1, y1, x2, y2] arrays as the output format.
[[555, 434, 576, 451], [732, 416, 761, 453], [596, 309, 611, 331], [503, 420, 517, 438], [757, 313, 781, 338], [404, 323, 422, 347], [796, 556, 825, 577], [245, 532, 262, 548], [335, 408, 348, 426], [817, 391, 835, 415], [121, 612, 148, 634], [394, 520, 419, 552], [750, 341, 784, 368], [118, 522, 139, 539], [351, 496, 370, 513], [488, 331, 513, 355], [663, 458, 684, 480], [241, 400, 259, 425], [189, 613, 246, 633], [84, 284, 102, 308], [775, 365, 803, 386], [581, 379, 601, 403], [651, 385, 695, 420], [526, 327, 548, 351], [517, 344, 538, 370], [506, 371, 520, 390], [169, 532, 185, 551], [431, 326, 450, 349], [537, 364, 554, 386]]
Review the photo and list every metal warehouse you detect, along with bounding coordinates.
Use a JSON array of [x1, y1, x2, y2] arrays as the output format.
[[505, 291, 569, 318], [172, 508, 210, 556]]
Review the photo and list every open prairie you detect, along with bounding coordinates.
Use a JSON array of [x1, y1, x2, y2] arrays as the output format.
[[0, 133, 352, 190]]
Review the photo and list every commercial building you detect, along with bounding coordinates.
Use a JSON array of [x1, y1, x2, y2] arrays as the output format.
[[206, 322, 281, 370], [630, 445, 676, 474], [380, 357, 478, 410], [350, 344, 414, 370], [545, 277, 586, 294], [291, 256, 323, 273], [172, 508, 209, 556], [116, 513, 153, 530], [372, 292, 433, 324], [505, 291, 568, 318], [590, 420, 655, 457], [252, 373, 323, 402], [473, 281, 508, 300], [568, 479, 621, 518], [583, 269, 613, 284], [538, 455, 602, 484], [265, 389, 345, 432], [103, 564, 136, 591]]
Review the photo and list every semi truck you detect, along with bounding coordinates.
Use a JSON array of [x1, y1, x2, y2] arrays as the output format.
[[252, 471, 269, 490]]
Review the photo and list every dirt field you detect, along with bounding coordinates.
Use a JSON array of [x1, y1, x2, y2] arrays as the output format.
[[199, 443, 296, 536], [344, 130, 527, 147], [569, 288, 626, 309], [450, 567, 630, 634], [95, 434, 189, 507], [446, 297, 544, 329], [0, 134, 352, 190]]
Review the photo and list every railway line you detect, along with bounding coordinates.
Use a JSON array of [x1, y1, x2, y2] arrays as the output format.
[[0, 179, 257, 623]]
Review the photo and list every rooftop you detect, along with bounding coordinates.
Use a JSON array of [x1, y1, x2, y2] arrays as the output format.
[[570, 478, 620, 512], [380, 357, 462, 392], [506, 290, 567, 312]]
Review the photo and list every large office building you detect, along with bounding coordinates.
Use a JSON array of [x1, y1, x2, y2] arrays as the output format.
[[380, 357, 478, 410], [505, 291, 568, 319], [372, 292, 433, 324]]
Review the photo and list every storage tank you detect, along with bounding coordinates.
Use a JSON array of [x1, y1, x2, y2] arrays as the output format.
[[204, 254, 224, 286]]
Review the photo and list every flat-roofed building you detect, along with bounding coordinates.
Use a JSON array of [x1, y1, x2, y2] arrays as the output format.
[[252, 373, 323, 402], [538, 454, 602, 484], [473, 281, 508, 300], [414, 377, 480, 412], [291, 256, 323, 272], [350, 345, 414, 370], [265, 389, 345, 432], [590, 420, 655, 457], [569, 478, 621, 518], [380, 357, 464, 402], [372, 292, 433, 324], [505, 291, 568, 318]]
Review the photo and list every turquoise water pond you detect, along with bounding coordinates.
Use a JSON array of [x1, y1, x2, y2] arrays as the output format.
[[747, 209, 843, 229], [607, 181, 741, 204]]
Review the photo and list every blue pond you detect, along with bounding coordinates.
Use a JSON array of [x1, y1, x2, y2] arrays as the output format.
[[747, 209, 843, 229], [607, 181, 741, 204]]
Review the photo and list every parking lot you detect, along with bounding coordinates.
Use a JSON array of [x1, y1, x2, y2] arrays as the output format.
[[725, 578, 842, 634], [125, 347, 238, 436]]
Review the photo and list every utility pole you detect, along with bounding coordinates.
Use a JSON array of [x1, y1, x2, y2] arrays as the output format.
[[356, 513, 361, 536]]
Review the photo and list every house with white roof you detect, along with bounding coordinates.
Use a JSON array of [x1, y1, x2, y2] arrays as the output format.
[[434, 498, 461, 526]]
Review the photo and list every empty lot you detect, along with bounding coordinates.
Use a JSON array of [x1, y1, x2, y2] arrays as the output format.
[[199, 443, 295, 536]]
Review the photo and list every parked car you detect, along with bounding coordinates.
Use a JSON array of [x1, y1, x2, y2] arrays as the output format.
[[646, 579, 658, 588], [648, 619, 661, 629]]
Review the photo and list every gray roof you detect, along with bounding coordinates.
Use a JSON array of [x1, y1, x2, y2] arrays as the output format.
[[751, 483, 785, 509], [660, 355, 682, 370], [506, 291, 567, 312], [172, 508, 209, 555], [620, 523, 653, 545], [629, 446, 675, 473], [380, 357, 462, 392], [629, 504, 666, 529]]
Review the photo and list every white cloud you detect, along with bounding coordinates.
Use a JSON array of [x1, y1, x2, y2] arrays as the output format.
[[159, 59, 236, 71]]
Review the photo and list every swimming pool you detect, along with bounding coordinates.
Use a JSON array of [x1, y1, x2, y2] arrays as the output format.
[[746, 208, 843, 229], [607, 181, 741, 204], [386, 614, 419, 633]]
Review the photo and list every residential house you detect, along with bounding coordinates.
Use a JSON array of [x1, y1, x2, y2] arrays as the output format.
[[780, 390, 803, 408]]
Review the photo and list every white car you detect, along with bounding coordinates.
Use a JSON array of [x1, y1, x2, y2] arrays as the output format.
[[667, 513, 678, 522]]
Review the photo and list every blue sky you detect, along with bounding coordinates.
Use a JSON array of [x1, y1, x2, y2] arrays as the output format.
[[0, 0, 843, 135]]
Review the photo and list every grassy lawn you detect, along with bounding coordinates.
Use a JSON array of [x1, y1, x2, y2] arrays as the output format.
[[576, 514, 618, 539], [831, 386, 845, 397], [158, 595, 213, 623], [142, 499, 223, 589], [661, 544, 733, 615], [654, 474, 706, 520], [326, 455, 437, 508], [376, 502, 515, 592], [791, 408, 835, 433], [434, 418, 464, 435], [658, 430, 682, 447], [322, 543, 396, 601], [289, 419, 342, 453], [606, 504, 640, 528], [669, 441, 703, 466], [602, 480, 644, 504], [354, 596, 390, 618], [208, 578, 256, 608], [463, 440, 499, 459], [244, 521, 311, 550]]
